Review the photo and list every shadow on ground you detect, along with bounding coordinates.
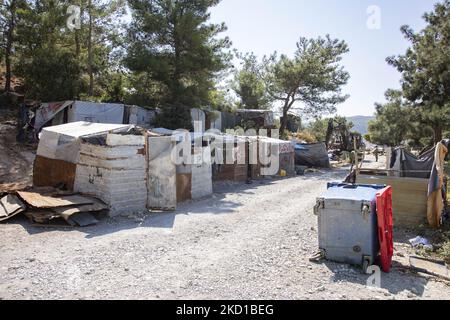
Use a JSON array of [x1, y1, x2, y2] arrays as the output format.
[[321, 259, 429, 297], [11, 170, 346, 240], [13, 189, 244, 239]]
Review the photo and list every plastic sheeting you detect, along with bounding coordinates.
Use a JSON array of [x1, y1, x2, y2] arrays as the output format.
[[295, 142, 330, 168], [34, 101, 74, 131], [67, 101, 124, 124], [389, 147, 435, 179]]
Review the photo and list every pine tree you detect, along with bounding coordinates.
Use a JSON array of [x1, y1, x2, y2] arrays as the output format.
[[387, 0, 450, 143], [231, 52, 270, 110], [125, 0, 231, 130], [265, 36, 349, 135]]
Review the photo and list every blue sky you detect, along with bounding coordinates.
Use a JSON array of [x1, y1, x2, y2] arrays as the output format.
[[210, 0, 440, 117]]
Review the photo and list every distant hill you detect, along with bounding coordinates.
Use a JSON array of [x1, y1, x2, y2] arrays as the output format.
[[346, 116, 375, 135]]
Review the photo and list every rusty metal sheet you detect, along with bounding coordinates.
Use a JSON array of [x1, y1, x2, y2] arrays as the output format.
[[177, 173, 192, 203], [0, 182, 32, 194], [0, 194, 27, 221], [33, 156, 77, 190], [214, 164, 248, 182], [17, 191, 94, 209]]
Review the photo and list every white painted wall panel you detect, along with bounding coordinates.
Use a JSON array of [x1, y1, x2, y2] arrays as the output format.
[[147, 136, 177, 210], [191, 162, 212, 200]]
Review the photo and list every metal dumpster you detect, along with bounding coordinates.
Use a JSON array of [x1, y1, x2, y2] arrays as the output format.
[[314, 183, 386, 271]]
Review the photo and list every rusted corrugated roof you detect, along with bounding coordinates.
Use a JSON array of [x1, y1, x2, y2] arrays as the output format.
[[17, 191, 94, 209]]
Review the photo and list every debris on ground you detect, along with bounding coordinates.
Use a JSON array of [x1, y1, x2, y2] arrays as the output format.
[[409, 256, 450, 281], [409, 236, 434, 251], [0, 186, 106, 227], [17, 190, 95, 208]]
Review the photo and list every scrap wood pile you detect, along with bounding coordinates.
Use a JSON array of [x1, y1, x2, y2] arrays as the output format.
[[0, 187, 107, 227]]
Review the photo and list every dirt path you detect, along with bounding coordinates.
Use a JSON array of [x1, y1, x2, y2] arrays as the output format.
[[0, 121, 35, 191], [0, 168, 449, 300]]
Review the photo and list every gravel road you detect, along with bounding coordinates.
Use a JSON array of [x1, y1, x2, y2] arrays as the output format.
[[0, 167, 449, 300]]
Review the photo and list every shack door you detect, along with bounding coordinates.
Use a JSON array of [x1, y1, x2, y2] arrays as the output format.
[[147, 136, 177, 211]]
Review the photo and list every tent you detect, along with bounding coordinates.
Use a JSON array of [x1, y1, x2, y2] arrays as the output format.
[[295, 142, 330, 168], [389, 147, 435, 179]]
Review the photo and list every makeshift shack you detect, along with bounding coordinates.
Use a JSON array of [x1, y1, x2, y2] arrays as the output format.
[[34, 122, 131, 190], [148, 128, 213, 203], [123, 105, 156, 128], [357, 140, 449, 228], [176, 155, 213, 203], [74, 130, 149, 215], [34, 122, 179, 216], [33, 101, 156, 134], [191, 108, 206, 132], [213, 135, 249, 182], [295, 142, 330, 168], [235, 109, 275, 129]]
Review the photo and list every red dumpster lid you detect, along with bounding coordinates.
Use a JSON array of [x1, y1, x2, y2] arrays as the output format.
[[376, 186, 394, 273]]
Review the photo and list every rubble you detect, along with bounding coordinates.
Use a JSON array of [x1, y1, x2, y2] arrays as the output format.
[[0, 186, 106, 227]]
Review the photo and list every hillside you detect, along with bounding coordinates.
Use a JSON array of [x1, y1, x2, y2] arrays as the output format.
[[347, 115, 375, 135]]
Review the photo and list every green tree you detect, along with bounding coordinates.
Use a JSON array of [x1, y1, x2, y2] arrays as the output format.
[[13, 0, 83, 100], [326, 115, 355, 150], [387, 0, 450, 144], [367, 90, 411, 147], [9, 0, 125, 101], [307, 118, 329, 142], [0, 0, 28, 93], [231, 52, 270, 110], [265, 35, 349, 135], [125, 0, 231, 130], [76, 0, 126, 97]]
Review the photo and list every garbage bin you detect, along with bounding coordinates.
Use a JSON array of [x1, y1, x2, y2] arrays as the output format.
[[314, 183, 392, 272]]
